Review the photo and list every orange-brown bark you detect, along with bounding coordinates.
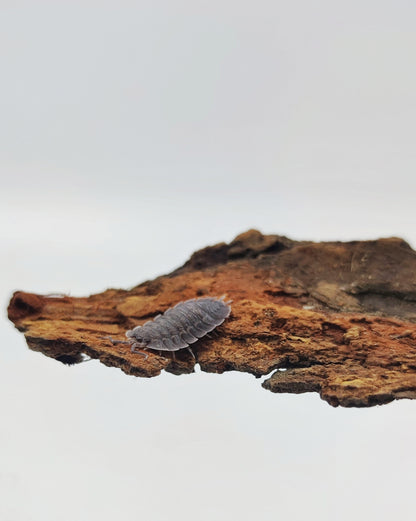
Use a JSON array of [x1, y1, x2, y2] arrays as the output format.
[[8, 230, 416, 407]]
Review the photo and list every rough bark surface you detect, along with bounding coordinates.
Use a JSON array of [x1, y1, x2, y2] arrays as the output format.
[[7, 229, 416, 407]]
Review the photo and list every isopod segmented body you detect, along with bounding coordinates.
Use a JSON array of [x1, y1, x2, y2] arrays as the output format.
[[126, 296, 231, 356]]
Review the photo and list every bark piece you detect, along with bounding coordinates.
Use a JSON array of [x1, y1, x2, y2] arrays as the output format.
[[7, 229, 416, 407]]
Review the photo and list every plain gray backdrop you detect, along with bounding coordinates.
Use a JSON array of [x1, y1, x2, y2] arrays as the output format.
[[1, 1, 416, 520]]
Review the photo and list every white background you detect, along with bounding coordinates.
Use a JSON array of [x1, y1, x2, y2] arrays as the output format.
[[1, 1, 416, 520]]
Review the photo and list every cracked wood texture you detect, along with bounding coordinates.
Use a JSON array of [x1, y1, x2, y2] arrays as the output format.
[[7, 229, 416, 407]]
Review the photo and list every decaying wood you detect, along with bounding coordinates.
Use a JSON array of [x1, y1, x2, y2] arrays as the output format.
[[7, 229, 416, 407]]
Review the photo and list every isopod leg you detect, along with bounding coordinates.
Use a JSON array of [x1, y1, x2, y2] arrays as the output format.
[[187, 347, 196, 359], [131, 344, 149, 359]]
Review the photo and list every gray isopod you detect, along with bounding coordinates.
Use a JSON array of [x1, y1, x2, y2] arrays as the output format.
[[126, 296, 231, 358]]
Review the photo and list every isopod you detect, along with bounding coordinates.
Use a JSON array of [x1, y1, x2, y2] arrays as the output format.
[[126, 296, 231, 358]]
